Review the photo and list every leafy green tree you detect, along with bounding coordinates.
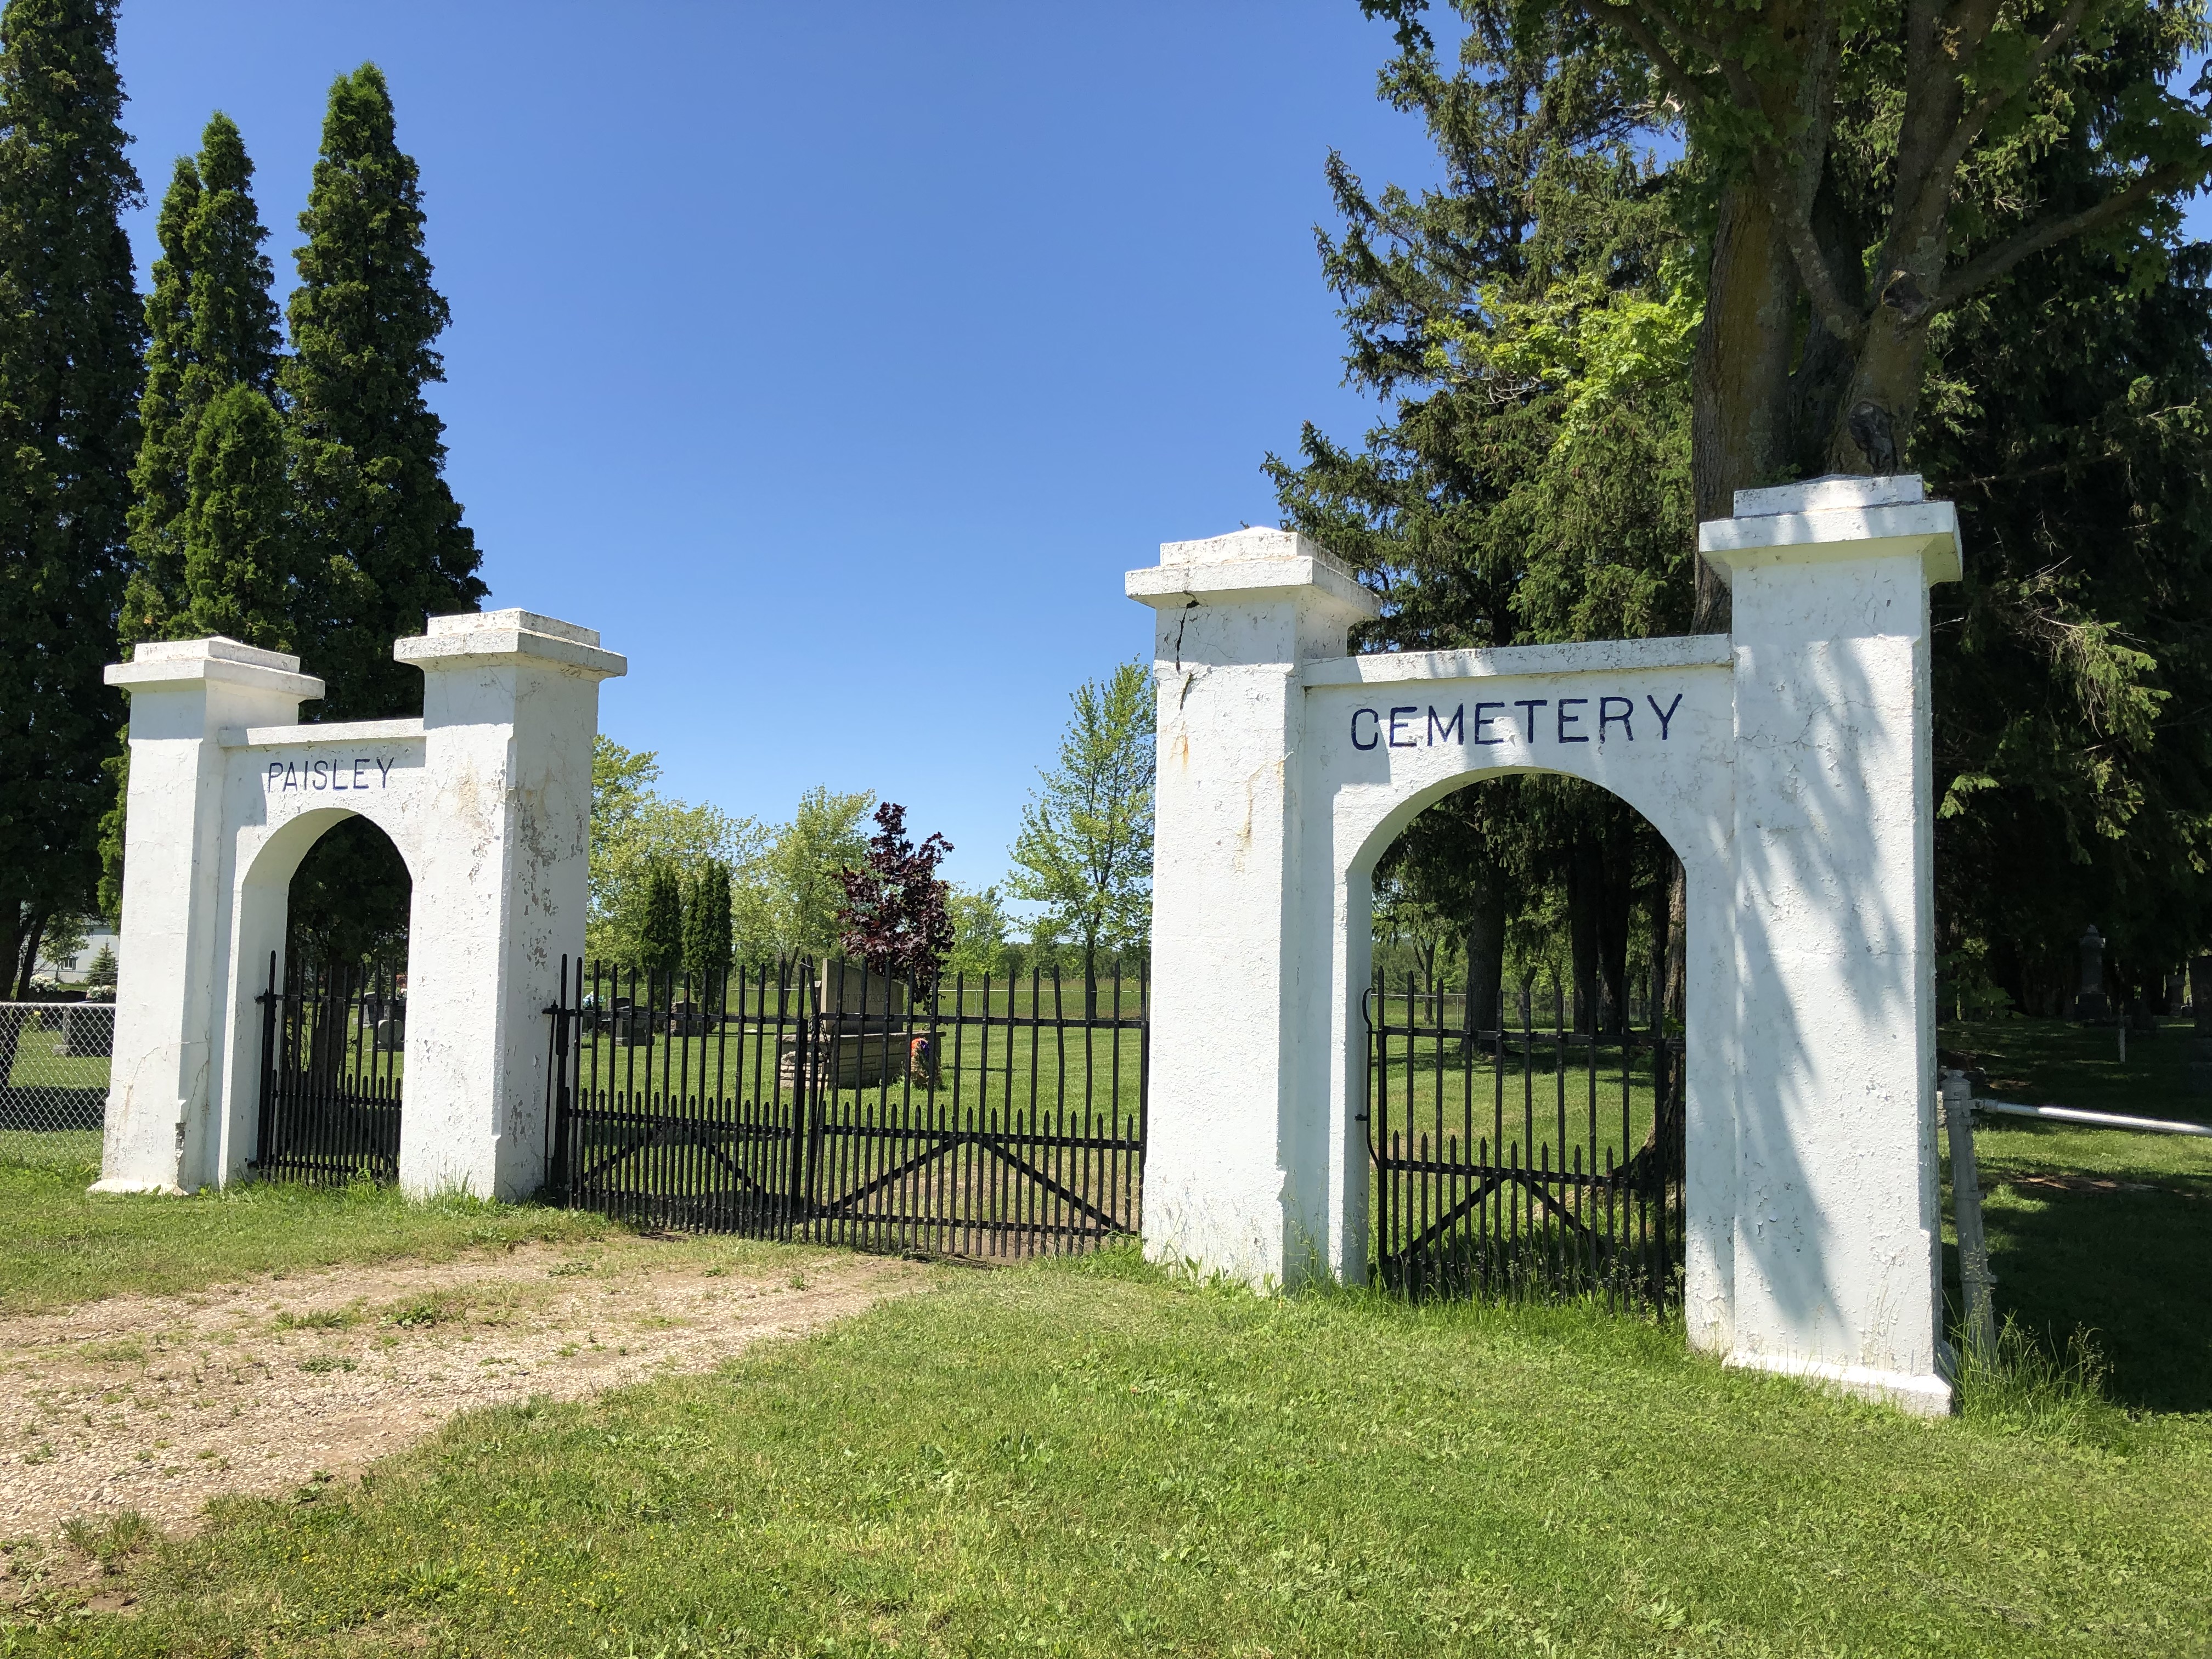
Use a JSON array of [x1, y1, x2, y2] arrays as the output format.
[[682, 857, 734, 989], [1919, 232, 2212, 1011], [283, 64, 483, 720], [84, 939, 115, 990], [285, 816, 409, 972], [0, 0, 144, 998], [1367, 1, 2212, 623], [1270, 16, 1686, 1021], [587, 736, 763, 970], [758, 786, 873, 960], [946, 884, 1012, 981], [1008, 662, 1155, 1015]]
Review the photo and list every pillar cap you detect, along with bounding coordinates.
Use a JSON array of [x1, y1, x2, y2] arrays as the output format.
[[105, 636, 325, 700], [1697, 473, 1961, 588], [1126, 528, 1381, 620], [394, 608, 627, 679]]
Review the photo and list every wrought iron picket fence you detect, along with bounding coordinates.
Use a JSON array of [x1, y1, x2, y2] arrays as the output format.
[[0, 1001, 112, 1158], [253, 955, 404, 1184], [1367, 970, 1684, 1310], [546, 957, 1147, 1259]]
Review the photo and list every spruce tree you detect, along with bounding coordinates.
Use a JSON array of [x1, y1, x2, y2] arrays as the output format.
[[0, 0, 144, 988], [284, 64, 483, 719]]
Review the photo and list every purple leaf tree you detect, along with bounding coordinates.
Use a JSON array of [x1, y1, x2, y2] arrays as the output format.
[[837, 802, 954, 990]]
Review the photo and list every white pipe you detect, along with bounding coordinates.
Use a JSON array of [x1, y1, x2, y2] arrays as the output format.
[[1977, 1099, 2212, 1137]]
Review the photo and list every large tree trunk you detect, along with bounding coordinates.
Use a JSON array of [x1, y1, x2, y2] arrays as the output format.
[[13, 909, 49, 1000], [1595, 806, 1637, 1034], [1691, 178, 1799, 628], [1664, 856, 1686, 1023], [0, 901, 28, 1002], [1463, 864, 1506, 1036], [1568, 833, 1601, 1033]]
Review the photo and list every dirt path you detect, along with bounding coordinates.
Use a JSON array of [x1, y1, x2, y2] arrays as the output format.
[[0, 1239, 927, 1542]]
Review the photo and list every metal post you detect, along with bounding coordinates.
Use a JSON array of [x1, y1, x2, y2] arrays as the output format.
[[1940, 1069, 1999, 1365]]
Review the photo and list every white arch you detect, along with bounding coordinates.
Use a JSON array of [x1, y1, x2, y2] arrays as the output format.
[[1130, 481, 1962, 1414], [98, 614, 624, 1200]]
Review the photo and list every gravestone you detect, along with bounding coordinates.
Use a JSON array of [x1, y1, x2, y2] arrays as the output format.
[[2075, 925, 2110, 1022]]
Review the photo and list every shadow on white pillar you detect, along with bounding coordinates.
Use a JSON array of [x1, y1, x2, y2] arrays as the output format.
[[1130, 478, 1961, 1414]]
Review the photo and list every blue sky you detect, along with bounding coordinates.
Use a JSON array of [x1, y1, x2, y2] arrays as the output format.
[[114, 2, 1449, 888], [111, 8, 2212, 890]]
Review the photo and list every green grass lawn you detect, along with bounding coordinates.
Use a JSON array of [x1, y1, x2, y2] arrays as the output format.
[[0, 1138, 619, 1317], [1936, 1015, 2212, 1415], [2, 1015, 2204, 1654], [8, 1256, 2208, 1657]]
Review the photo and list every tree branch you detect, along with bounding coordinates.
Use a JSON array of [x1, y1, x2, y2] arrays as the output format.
[[1744, 153, 1866, 343], [1577, 0, 1723, 112], [1906, 0, 2094, 241], [1937, 155, 2210, 305]]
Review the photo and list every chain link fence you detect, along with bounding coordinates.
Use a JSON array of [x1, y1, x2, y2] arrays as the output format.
[[2, 1000, 111, 1167]]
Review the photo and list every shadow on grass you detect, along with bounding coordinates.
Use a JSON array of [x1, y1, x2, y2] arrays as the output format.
[[1971, 1180, 2210, 1415]]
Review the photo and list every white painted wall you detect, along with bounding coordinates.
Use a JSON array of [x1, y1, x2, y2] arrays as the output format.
[[1132, 478, 1962, 1414], [97, 610, 624, 1201]]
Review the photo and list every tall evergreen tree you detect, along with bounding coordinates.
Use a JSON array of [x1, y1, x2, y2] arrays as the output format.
[[180, 381, 295, 648], [119, 112, 284, 649], [639, 861, 684, 985], [284, 64, 483, 719], [682, 859, 734, 990], [1269, 15, 1689, 1021], [101, 112, 293, 917], [0, 0, 143, 994]]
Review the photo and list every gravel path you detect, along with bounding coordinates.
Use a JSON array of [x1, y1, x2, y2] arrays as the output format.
[[0, 1240, 924, 1542]]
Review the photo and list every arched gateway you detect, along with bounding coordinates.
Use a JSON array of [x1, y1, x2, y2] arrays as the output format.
[[1130, 475, 1962, 1414], [93, 611, 624, 1202]]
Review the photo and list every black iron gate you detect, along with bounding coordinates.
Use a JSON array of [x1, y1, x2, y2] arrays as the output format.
[[254, 952, 404, 1184], [1367, 971, 1684, 1308], [546, 957, 1147, 1259]]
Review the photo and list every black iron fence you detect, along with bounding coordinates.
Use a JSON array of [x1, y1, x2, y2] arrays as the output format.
[[546, 956, 1147, 1259], [1367, 971, 1684, 1309], [254, 954, 404, 1184]]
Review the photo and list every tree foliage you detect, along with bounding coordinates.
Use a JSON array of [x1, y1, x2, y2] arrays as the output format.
[[587, 736, 764, 972], [1007, 662, 1156, 1010], [0, 0, 144, 996], [1290, 1, 2212, 1012], [283, 64, 483, 720], [752, 786, 873, 962], [121, 112, 286, 651], [1271, 12, 1688, 1023], [1361, 0, 2212, 627], [837, 802, 954, 991], [683, 859, 735, 986]]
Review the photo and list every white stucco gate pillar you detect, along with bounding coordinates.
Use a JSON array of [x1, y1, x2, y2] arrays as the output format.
[[95, 610, 625, 1201], [1131, 476, 1963, 1413]]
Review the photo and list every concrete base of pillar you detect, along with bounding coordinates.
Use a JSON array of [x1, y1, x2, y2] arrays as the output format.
[[1724, 1350, 1955, 1417]]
